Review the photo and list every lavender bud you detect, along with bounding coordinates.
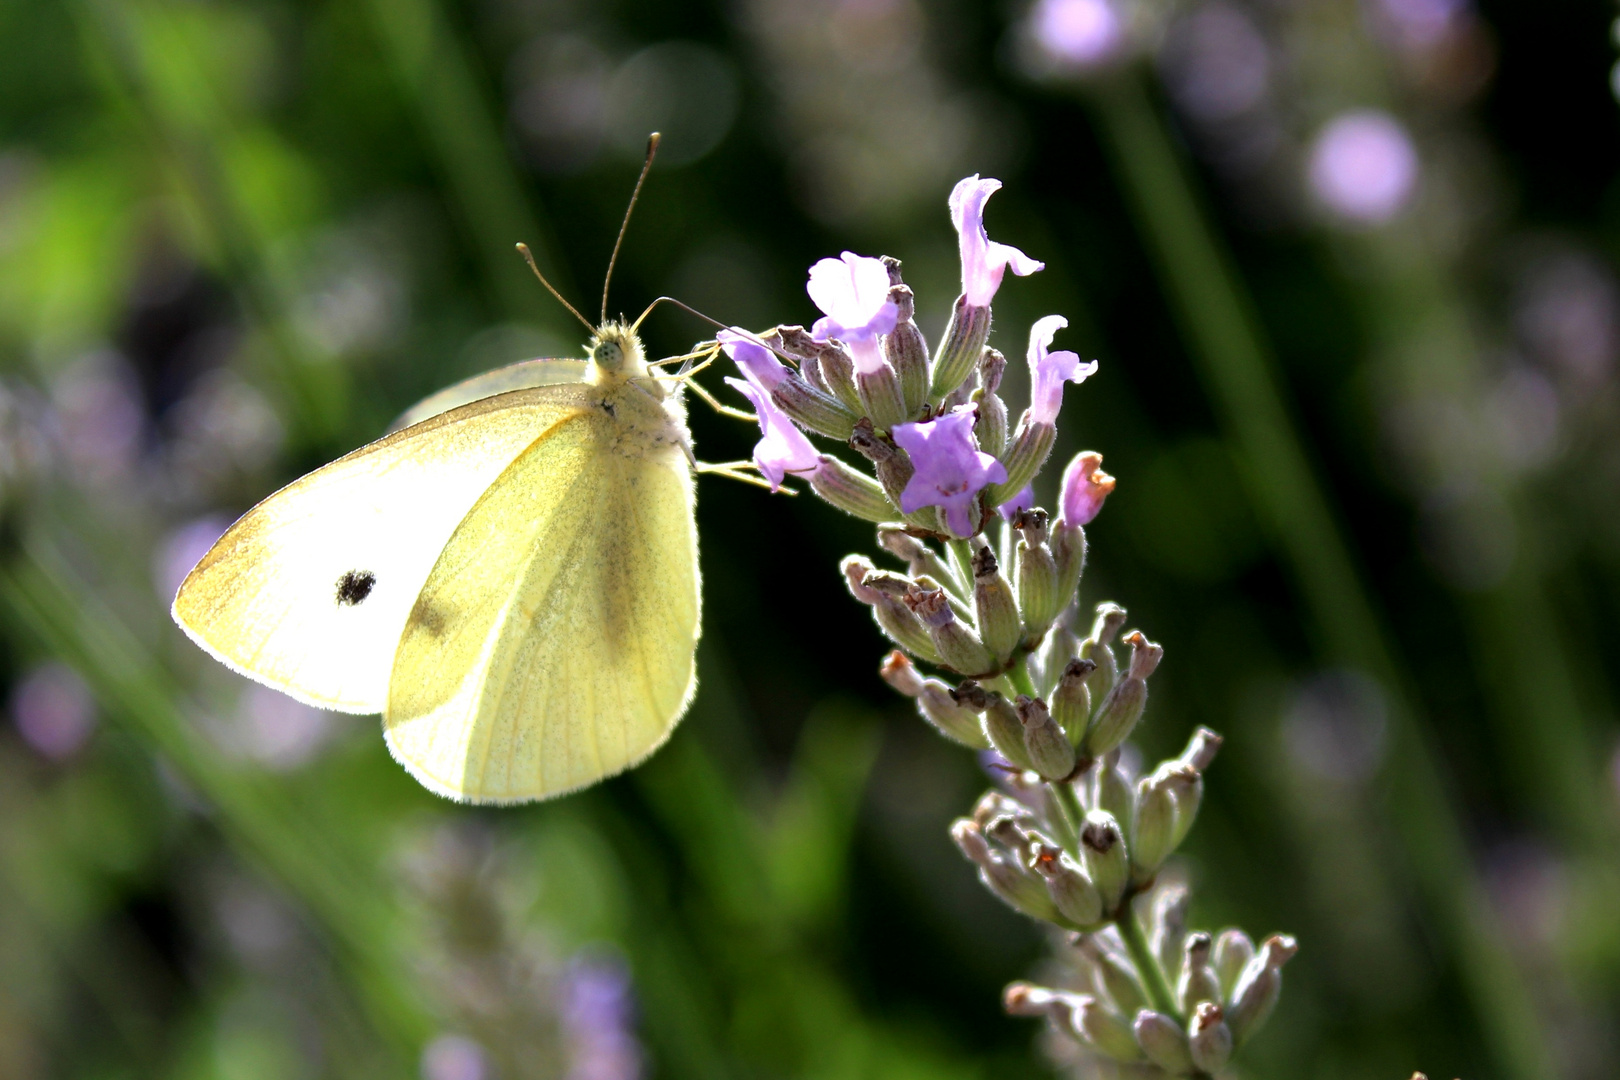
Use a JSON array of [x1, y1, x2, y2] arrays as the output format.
[[973, 389, 1008, 462], [1086, 632, 1162, 757], [1069, 996, 1143, 1063], [1094, 754, 1133, 833], [1051, 658, 1096, 747], [950, 818, 1057, 921], [1151, 884, 1190, 978], [1029, 623, 1078, 701], [905, 586, 994, 676], [1178, 726, 1224, 772], [1073, 934, 1148, 1016], [771, 373, 859, 440], [1133, 1010, 1195, 1074], [1080, 810, 1128, 913], [1003, 981, 1080, 1020], [1079, 603, 1127, 702], [809, 456, 895, 522], [883, 276, 930, 416], [770, 325, 862, 412], [1132, 773, 1178, 878], [1015, 695, 1076, 781], [1013, 512, 1062, 637], [971, 541, 1021, 662], [1051, 522, 1087, 614], [1178, 932, 1221, 1014], [1227, 934, 1297, 1043], [980, 692, 1035, 772], [1188, 1002, 1233, 1073], [930, 295, 992, 401], [849, 418, 915, 511], [856, 366, 908, 430], [876, 527, 957, 587], [990, 417, 1056, 507], [1162, 764, 1204, 851], [880, 651, 990, 749], [1213, 929, 1256, 1000], [1031, 844, 1104, 927], [841, 557, 940, 663]]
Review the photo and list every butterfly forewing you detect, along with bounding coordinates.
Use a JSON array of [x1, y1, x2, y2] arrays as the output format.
[[171, 384, 596, 713], [383, 395, 700, 803]]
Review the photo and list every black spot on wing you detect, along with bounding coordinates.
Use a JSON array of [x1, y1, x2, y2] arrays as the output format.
[[336, 569, 376, 606]]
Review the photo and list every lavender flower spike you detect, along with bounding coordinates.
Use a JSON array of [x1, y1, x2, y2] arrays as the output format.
[[892, 405, 1008, 537], [1028, 315, 1098, 425], [951, 176, 1045, 307], [719, 327, 787, 391], [725, 376, 819, 491], [808, 252, 898, 375]]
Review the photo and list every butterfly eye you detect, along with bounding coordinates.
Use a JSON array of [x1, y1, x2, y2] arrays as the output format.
[[592, 340, 625, 371]]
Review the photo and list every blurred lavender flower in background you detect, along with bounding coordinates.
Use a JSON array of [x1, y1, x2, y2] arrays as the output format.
[[9, 661, 96, 761], [422, 1034, 491, 1080], [1307, 110, 1419, 225], [1025, 0, 1128, 72], [561, 954, 642, 1080]]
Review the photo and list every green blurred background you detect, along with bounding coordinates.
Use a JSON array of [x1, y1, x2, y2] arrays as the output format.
[[0, 0, 1616, 1078]]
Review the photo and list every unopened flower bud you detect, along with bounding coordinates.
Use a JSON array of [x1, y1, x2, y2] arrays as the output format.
[[1003, 981, 1081, 1020], [1031, 843, 1103, 927], [980, 691, 1035, 772], [810, 456, 895, 521], [1133, 1010, 1194, 1074], [1086, 632, 1162, 756], [1132, 773, 1178, 878], [881, 269, 930, 416], [849, 418, 915, 510], [1094, 755, 1133, 831], [1070, 996, 1143, 1063], [1178, 726, 1224, 772], [1058, 450, 1115, 528], [1178, 932, 1221, 1014], [930, 295, 992, 401], [768, 371, 860, 440], [951, 818, 1057, 921], [1227, 934, 1297, 1043], [771, 325, 862, 413], [1162, 764, 1204, 851], [971, 541, 1022, 661], [1151, 884, 1190, 978], [974, 388, 1008, 461], [971, 789, 1030, 828], [877, 527, 956, 586], [990, 417, 1056, 507], [1050, 521, 1087, 614], [842, 557, 941, 663], [1213, 929, 1255, 999], [1073, 934, 1148, 1016], [1030, 623, 1078, 698], [857, 365, 908, 430], [1080, 810, 1128, 912], [1079, 603, 1127, 702], [905, 586, 994, 675], [1188, 1002, 1233, 1073], [1013, 532, 1062, 642], [1051, 658, 1096, 746], [1015, 695, 1076, 781], [881, 652, 990, 749]]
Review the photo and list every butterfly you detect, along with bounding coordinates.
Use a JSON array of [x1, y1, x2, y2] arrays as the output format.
[[172, 136, 716, 803]]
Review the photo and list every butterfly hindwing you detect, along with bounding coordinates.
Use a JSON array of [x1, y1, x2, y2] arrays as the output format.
[[171, 382, 596, 713], [383, 396, 700, 803]]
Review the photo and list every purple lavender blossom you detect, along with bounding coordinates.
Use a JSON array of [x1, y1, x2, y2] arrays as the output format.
[[719, 328, 788, 391], [807, 252, 898, 374], [725, 376, 819, 491], [561, 954, 643, 1080], [1058, 450, 1115, 526], [950, 177, 1045, 307], [998, 485, 1036, 520], [1027, 315, 1098, 425], [891, 405, 1008, 537]]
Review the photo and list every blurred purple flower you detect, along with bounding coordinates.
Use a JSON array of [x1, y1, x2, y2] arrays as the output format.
[[892, 405, 1008, 537], [719, 328, 788, 391], [562, 954, 642, 1080], [1028, 0, 1125, 70], [1307, 110, 1418, 225], [950, 177, 1045, 307], [1058, 450, 1114, 526], [1027, 315, 1097, 425], [421, 1035, 489, 1080], [725, 376, 819, 491], [998, 484, 1036, 520], [10, 661, 95, 761], [807, 252, 897, 374], [1375, 0, 1468, 48]]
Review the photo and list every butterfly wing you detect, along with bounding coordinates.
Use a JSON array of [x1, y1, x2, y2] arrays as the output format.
[[382, 403, 700, 803], [172, 385, 595, 713], [392, 358, 590, 431]]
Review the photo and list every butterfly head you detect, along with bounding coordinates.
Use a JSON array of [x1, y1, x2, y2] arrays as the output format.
[[587, 322, 647, 384]]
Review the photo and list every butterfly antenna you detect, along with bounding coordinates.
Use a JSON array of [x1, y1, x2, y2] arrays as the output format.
[[603, 132, 661, 325], [517, 243, 594, 333]]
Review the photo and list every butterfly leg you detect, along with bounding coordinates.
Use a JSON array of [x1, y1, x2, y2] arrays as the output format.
[[691, 458, 790, 493], [683, 377, 760, 423]]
